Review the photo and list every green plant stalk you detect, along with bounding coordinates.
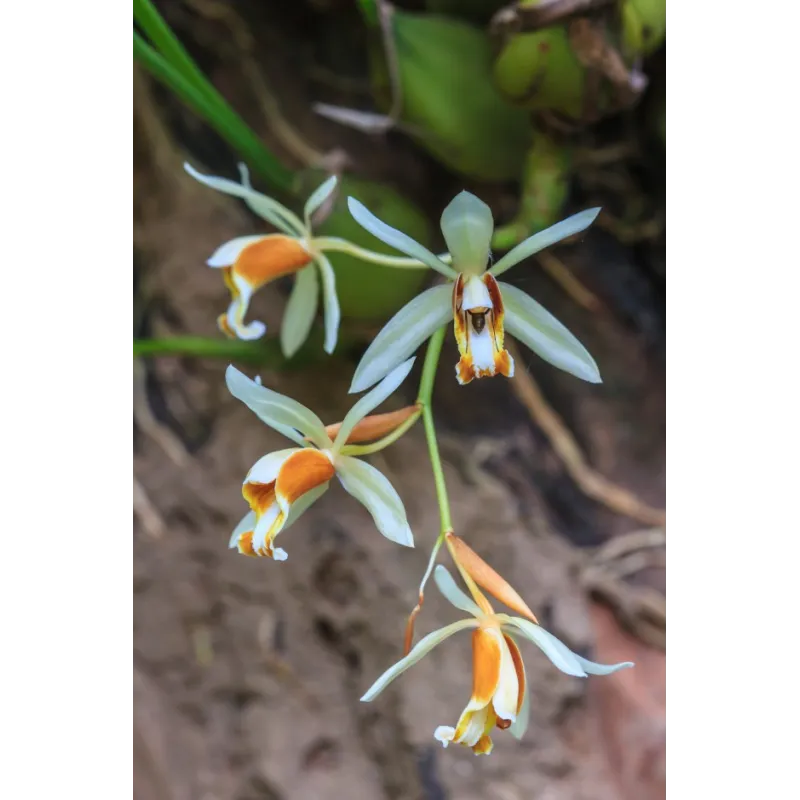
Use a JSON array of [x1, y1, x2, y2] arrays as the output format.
[[133, 336, 288, 365], [133, 0, 209, 93], [312, 236, 451, 269], [133, 33, 294, 192], [416, 325, 452, 534]]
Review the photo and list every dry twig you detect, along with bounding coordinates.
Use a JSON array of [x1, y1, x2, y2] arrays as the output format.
[[507, 342, 666, 528]]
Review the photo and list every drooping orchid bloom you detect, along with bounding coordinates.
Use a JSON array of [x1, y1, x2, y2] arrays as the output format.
[[361, 564, 633, 755], [226, 358, 418, 560], [185, 163, 340, 357], [346, 192, 602, 392]]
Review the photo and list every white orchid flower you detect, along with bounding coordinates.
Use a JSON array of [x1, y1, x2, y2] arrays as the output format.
[[185, 163, 341, 358], [226, 358, 418, 561], [346, 191, 602, 392], [361, 564, 633, 755]]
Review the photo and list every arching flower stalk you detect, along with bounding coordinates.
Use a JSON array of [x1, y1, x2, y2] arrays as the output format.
[[362, 563, 633, 755], [226, 358, 420, 560], [346, 191, 602, 391]]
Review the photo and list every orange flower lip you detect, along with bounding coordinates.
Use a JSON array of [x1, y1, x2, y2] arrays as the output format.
[[233, 235, 312, 288]]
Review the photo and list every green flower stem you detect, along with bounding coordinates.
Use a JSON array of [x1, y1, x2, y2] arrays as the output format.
[[133, 0, 209, 93], [416, 325, 452, 534], [311, 237, 451, 269], [133, 32, 294, 193], [340, 406, 422, 457]]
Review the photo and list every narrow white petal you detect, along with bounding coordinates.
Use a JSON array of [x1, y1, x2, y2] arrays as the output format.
[[335, 456, 414, 547], [348, 197, 457, 279], [244, 448, 298, 485], [229, 511, 256, 548], [360, 619, 479, 701], [492, 632, 519, 723], [304, 175, 338, 228], [183, 162, 304, 235], [207, 235, 268, 268], [349, 284, 452, 393], [509, 660, 531, 740], [489, 208, 601, 278], [282, 482, 329, 531], [333, 357, 416, 451], [433, 566, 483, 618], [226, 365, 332, 448], [280, 266, 319, 358], [504, 618, 587, 677], [500, 282, 601, 383], [315, 253, 340, 354], [314, 102, 394, 133], [440, 191, 494, 275], [574, 654, 634, 675]]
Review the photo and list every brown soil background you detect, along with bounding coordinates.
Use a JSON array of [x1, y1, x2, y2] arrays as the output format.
[[134, 3, 665, 799]]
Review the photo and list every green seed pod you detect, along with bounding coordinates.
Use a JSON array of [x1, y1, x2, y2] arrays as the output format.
[[621, 0, 666, 58], [492, 25, 587, 119], [369, 10, 531, 181], [298, 170, 431, 321]]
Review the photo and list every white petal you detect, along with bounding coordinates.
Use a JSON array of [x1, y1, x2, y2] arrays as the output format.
[[440, 191, 494, 275], [347, 197, 457, 279], [468, 328, 496, 373], [333, 357, 416, 452], [433, 566, 483, 617], [229, 510, 256, 548], [304, 175, 338, 228], [244, 448, 298, 485], [492, 632, 519, 723], [207, 235, 269, 268], [500, 282, 601, 383], [282, 482, 329, 531], [574, 654, 634, 676], [349, 284, 452, 393], [360, 619, 479, 701], [489, 208, 601, 278], [280, 266, 319, 358], [315, 254, 340, 355], [335, 456, 414, 547], [226, 365, 332, 448], [314, 102, 394, 133], [503, 618, 587, 677], [509, 659, 530, 740], [183, 162, 305, 235]]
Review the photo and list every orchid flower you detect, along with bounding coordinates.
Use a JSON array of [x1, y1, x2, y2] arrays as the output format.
[[346, 192, 602, 392], [226, 358, 418, 561], [361, 565, 633, 755], [185, 163, 341, 358]]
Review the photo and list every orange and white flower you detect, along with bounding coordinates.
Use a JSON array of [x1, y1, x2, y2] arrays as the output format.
[[346, 192, 602, 391], [361, 565, 633, 755], [227, 358, 418, 560], [185, 163, 340, 357]]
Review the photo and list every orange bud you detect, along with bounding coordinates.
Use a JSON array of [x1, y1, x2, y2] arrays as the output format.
[[323, 405, 420, 445], [446, 533, 538, 624]]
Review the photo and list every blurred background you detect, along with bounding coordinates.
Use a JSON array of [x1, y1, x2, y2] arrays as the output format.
[[133, 1, 665, 798]]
